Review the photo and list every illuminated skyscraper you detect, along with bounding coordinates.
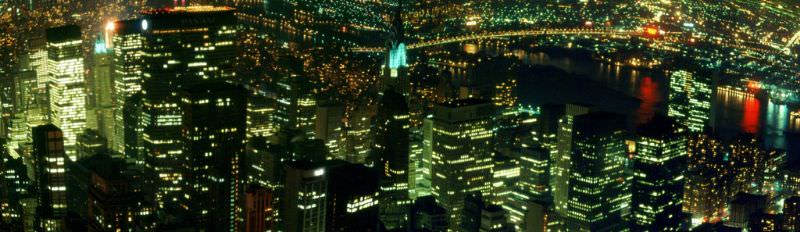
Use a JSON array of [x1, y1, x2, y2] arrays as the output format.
[[315, 102, 344, 157], [46, 25, 86, 160], [684, 134, 730, 224], [551, 103, 589, 216], [668, 70, 713, 132], [504, 146, 550, 229], [274, 73, 317, 137], [325, 161, 381, 232], [372, 89, 411, 229], [429, 99, 494, 230], [784, 196, 800, 231], [111, 19, 145, 155], [632, 115, 687, 231], [564, 112, 628, 231], [32, 124, 68, 231], [247, 95, 275, 139], [179, 81, 247, 231], [283, 161, 328, 232], [139, 6, 237, 208], [89, 36, 115, 152]]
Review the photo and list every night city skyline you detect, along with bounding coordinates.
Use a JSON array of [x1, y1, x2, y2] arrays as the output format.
[[0, 0, 800, 231]]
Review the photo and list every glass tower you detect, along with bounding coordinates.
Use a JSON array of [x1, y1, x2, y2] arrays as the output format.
[[429, 99, 494, 230], [45, 25, 86, 161]]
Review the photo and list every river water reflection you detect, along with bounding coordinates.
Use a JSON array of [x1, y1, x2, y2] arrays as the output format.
[[509, 50, 798, 154]]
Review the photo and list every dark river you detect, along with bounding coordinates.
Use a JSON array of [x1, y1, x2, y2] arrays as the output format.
[[508, 50, 799, 156]]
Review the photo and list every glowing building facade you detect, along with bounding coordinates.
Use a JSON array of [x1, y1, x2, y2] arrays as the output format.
[[564, 112, 628, 231], [46, 25, 86, 161], [139, 6, 237, 208], [632, 116, 687, 231], [111, 19, 145, 155], [429, 99, 494, 230], [180, 81, 247, 231], [668, 70, 713, 132]]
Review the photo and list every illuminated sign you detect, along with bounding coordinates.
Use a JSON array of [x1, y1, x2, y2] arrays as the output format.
[[141, 19, 149, 30]]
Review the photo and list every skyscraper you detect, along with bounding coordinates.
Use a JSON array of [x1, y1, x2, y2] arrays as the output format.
[[139, 6, 237, 208], [372, 89, 411, 229], [632, 115, 687, 231], [429, 99, 494, 230], [46, 25, 86, 160], [179, 81, 247, 231], [111, 19, 145, 154], [684, 134, 730, 224], [668, 70, 713, 132], [565, 112, 629, 231], [325, 161, 381, 232], [274, 72, 317, 137], [89, 35, 115, 153], [283, 160, 328, 232], [551, 103, 589, 215], [32, 124, 68, 230]]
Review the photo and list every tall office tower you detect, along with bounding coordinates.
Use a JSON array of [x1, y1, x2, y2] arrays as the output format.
[[632, 115, 687, 231], [564, 112, 628, 231], [89, 36, 115, 151], [684, 134, 730, 224], [12, 70, 39, 115], [244, 137, 277, 188], [28, 35, 48, 97], [409, 128, 426, 198], [409, 196, 449, 232], [247, 95, 275, 139], [726, 192, 768, 228], [372, 89, 411, 229], [111, 19, 145, 154], [418, 117, 435, 198], [340, 104, 373, 163], [139, 6, 236, 207], [784, 196, 800, 231], [326, 161, 381, 232], [523, 200, 552, 232], [0, 147, 33, 230], [315, 102, 344, 157], [0, 76, 13, 138], [122, 93, 144, 161], [32, 124, 68, 230], [461, 193, 485, 232], [551, 103, 589, 216], [504, 146, 549, 229], [283, 160, 328, 232], [46, 25, 86, 160], [491, 154, 520, 205], [430, 99, 494, 230], [244, 185, 277, 232], [727, 135, 774, 195], [274, 73, 317, 137], [747, 212, 778, 232], [180, 81, 247, 231], [668, 70, 713, 132], [66, 153, 156, 231]]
